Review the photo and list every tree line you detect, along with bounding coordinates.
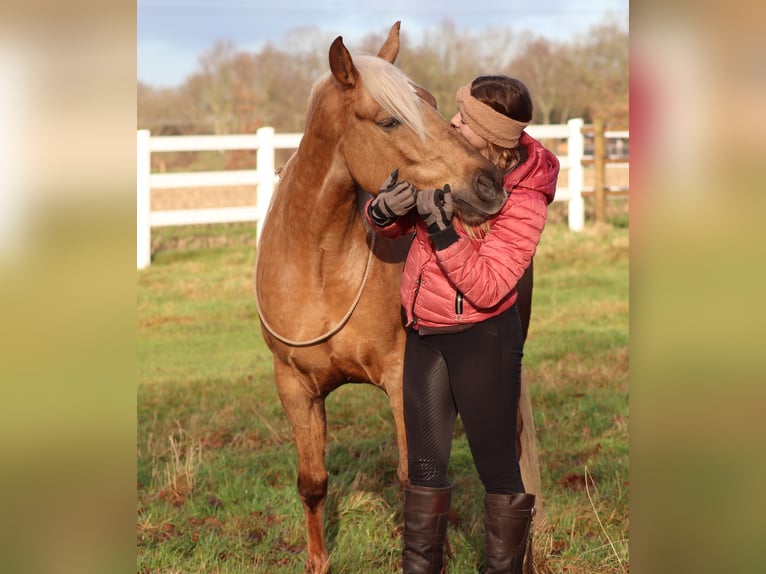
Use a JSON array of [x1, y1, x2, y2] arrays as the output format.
[[138, 18, 627, 168]]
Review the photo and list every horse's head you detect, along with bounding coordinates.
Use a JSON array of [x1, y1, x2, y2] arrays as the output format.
[[325, 22, 505, 226]]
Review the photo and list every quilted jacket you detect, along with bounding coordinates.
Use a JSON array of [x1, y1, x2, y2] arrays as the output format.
[[367, 132, 560, 330]]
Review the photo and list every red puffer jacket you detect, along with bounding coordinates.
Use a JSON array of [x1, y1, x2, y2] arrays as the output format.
[[367, 133, 559, 330]]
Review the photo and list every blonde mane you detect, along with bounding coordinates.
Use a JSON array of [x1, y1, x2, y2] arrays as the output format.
[[305, 53, 427, 143], [353, 53, 427, 143]]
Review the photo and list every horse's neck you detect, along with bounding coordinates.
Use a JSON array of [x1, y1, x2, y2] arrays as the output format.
[[278, 147, 367, 257]]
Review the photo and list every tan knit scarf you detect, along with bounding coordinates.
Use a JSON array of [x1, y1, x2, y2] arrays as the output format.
[[456, 83, 528, 149]]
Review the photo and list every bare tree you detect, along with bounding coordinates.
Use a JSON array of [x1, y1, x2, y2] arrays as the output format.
[[509, 34, 570, 124], [137, 18, 628, 136], [399, 20, 487, 117], [138, 82, 203, 135], [189, 40, 241, 135], [249, 41, 325, 133], [573, 21, 629, 127]]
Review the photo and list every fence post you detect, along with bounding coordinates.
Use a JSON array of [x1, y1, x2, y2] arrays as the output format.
[[593, 118, 606, 225], [566, 118, 585, 231], [256, 127, 276, 244], [137, 129, 152, 269]]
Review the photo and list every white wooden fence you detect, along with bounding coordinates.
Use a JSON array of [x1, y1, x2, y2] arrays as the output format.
[[136, 127, 300, 269], [137, 120, 627, 269]]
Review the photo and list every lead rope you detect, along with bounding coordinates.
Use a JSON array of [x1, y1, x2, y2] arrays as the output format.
[[254, 233, 377, 347]]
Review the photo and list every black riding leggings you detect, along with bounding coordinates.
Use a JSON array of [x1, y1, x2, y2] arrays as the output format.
[[403, 305, 525, 495]]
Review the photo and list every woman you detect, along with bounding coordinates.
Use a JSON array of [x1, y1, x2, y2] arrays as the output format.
[[366, 75, 559, 573]]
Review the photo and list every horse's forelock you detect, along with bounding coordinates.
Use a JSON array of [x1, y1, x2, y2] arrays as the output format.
[[353, 54, 427, 142]]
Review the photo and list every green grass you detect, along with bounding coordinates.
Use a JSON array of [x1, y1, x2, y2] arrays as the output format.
[[138, 221, 629, 573]]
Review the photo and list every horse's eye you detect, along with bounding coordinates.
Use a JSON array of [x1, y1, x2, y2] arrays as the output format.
[[378, 118, 400, 130]]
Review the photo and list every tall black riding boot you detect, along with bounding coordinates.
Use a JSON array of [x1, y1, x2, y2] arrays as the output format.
[[483, 492, 536, 574], [402, 483, 452, 573]]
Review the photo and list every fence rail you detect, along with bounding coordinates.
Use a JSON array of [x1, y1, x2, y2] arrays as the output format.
[[137, 121, 628, 269]]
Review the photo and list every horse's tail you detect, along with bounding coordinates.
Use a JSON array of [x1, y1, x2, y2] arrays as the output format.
[[518, 378, 545, 526]]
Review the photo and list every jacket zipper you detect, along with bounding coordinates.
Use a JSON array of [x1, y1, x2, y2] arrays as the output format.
[[455, 291, 464, 316], [410, 277, 422, 327]]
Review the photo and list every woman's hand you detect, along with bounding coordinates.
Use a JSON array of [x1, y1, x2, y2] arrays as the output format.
[[368, 169, 417, 226], [417, 184, 454, 234]]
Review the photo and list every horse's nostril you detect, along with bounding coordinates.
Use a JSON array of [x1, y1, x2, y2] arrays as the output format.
[[476, 172, 501, 202]]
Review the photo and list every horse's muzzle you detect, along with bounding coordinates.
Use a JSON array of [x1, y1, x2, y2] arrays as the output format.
[[475, 170, 504, 205]]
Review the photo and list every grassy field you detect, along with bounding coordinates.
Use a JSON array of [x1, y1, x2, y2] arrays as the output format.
[[137, 219, 629, 573]]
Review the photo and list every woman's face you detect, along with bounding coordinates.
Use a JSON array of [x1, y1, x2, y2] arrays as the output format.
[[450, 111, 488, 152]]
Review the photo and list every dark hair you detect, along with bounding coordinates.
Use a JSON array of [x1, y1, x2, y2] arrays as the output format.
[[469, 75, 533, 172], [470, 75, 533, 123]]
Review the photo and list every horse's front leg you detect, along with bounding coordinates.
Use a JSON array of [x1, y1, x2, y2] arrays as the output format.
[[274, 361, 331, 574]]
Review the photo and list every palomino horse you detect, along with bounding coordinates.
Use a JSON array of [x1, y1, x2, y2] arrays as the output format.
[[255, 22, 540, 573]]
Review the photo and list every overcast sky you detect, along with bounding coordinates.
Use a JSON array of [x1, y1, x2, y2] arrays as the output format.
[[138, 0, 629, 88]]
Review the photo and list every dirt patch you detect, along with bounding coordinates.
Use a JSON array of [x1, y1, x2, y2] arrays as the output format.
[[152, 186, 257, 210]]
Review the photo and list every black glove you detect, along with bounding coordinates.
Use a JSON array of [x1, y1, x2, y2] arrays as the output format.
[[417, 185, 458, 250], [367, 169, 416, 226]]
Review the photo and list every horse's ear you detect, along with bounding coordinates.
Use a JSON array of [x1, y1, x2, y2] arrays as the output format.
[[412, 82, 438, 110], [377, 21, 401, 64], [329, 36, 358, 90]]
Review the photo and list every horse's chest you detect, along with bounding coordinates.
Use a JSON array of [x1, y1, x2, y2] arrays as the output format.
[[276, 335, 380, 385]]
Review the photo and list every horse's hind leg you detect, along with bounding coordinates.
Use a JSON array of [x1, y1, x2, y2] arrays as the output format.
[[382, 368, 409, 485], [274, 361, 331, 574]]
